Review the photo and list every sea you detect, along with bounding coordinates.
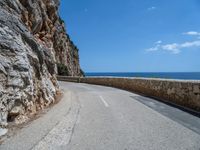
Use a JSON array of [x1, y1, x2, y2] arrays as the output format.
[[85, 72, 200, 80]]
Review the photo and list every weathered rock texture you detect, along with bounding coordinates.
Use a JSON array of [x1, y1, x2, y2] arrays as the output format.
[[58, 76, 200, 112], [0, 0, 81, 127]]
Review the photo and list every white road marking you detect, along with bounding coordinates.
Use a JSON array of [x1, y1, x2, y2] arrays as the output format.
[[99, 96, 109, 107]]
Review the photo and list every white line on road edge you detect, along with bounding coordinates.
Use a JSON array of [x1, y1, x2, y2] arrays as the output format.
[[99, 96, 109, 107]]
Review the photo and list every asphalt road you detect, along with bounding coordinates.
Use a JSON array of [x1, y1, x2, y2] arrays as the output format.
[[1, 81, 200, 150]]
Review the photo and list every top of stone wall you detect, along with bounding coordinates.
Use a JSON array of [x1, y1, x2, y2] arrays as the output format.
[[83, 76, 200, 83]]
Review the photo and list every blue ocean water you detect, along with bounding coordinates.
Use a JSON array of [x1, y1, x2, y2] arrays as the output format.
[[85, 72, 200, 80]]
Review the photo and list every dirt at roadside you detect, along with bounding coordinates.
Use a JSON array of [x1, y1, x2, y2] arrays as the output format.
[[0, 92, 63, 144]]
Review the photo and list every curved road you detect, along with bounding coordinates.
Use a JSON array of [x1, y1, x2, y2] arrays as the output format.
[[1, 81, 200, 150]]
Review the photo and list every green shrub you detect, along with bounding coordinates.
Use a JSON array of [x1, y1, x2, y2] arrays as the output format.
[[57, 63, 69, 76]]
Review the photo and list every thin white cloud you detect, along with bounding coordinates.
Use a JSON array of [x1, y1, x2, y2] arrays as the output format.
[[146, 30, 200, 54], [146, 31, 200, 54], [146, 45, 159, 52], [148, 6, 156, 11], [146, 40, 162, 52], [183, 31, 200, 36], [181, 40, 200, 48], [146, 40, 200, 54], [155, 40, 162, 44], [162, 43, 180, 54]]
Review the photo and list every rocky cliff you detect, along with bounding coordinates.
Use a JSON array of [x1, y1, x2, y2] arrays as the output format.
[[0, 0, 81, 128]]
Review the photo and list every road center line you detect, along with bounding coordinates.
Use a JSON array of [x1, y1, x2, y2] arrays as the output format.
[[99, 96, 109, 107]]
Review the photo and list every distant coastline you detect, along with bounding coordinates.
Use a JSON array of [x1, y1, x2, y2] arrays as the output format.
[[85, 72, 200, 80]]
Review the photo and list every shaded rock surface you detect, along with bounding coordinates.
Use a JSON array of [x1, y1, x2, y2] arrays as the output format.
[[0, 0, 81, 127]]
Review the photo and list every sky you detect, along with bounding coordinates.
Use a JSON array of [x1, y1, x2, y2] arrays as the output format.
[[59, 0, 200, 72]]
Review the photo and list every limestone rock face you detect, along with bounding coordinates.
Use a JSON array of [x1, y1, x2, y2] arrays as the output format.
[[0, 0, 81, 127]]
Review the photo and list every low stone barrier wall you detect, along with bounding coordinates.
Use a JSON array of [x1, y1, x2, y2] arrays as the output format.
[[57, 76, 200, 112], [57, 76, 80, 83]]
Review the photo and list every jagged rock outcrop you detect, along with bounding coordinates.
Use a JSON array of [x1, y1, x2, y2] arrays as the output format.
[[54, 23, 81, 76], [0, 0, 81, 129]]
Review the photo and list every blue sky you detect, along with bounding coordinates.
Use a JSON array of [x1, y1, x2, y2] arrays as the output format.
[[59, 0, 200, 72]]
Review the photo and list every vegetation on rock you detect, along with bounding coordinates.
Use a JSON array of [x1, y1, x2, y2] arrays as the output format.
[[57, 63, 69, 76]]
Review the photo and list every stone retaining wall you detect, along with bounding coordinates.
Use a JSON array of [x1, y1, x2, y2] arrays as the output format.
[[57, 76, 200, 112]]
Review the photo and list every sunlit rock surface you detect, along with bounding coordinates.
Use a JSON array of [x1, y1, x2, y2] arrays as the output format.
[[0, 0, 81, 128]]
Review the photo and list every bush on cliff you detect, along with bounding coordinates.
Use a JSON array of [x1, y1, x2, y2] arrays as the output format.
[[57, 63, 69, 76]]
